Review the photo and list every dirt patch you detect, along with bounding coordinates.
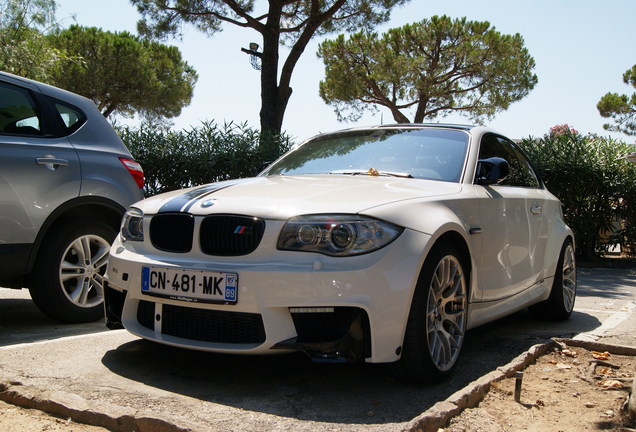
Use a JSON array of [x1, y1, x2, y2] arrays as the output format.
[[442, 341, 635, 432]]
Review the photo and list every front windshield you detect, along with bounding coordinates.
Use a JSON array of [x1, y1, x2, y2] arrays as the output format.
[[263, 128, 470, 182]]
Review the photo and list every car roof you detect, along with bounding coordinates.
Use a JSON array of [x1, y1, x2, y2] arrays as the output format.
[[372, 123, 475, 131], [0, 71, 93, 106], [306, 123, 484, 142], [315, 123, 479, 136]]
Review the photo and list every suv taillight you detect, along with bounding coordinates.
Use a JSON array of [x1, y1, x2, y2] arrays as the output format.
[[119, 157, 144, 189]]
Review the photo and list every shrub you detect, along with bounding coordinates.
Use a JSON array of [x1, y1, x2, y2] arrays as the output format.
[[119, 120, 292, 196], [519, 127, 636, 260], [548, 124, 578, 137]]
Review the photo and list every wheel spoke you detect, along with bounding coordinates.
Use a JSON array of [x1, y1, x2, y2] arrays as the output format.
[[71, 237, 90, 265], [443, 265, 460, 297], [90, 274, 105, 298], [68, 277, 88, 303], [563, 286, 575, 311], [428, 328, 451, 367], [78, 278, 91, 306], [444, 273, 463, 300], [432, 272, 443, 295], [92, 244, 110, 270], [60, 262, 84, 282], [444, 309, 466, 325]]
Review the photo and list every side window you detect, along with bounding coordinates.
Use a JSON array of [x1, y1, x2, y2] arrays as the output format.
[[477, 134, 540, 188], [50, 97, 86, 135], [0, 81, 43, 136], [510, 143, 540, 188]]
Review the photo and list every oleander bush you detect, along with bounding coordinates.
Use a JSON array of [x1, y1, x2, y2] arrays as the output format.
[[119, 120, 292, 197], [519, 125, 636, 260]]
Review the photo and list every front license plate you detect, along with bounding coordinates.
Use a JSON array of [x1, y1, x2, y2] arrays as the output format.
[[141, 266, 238, 304]]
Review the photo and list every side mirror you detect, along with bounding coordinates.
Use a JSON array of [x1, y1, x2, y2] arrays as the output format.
[[254, 161, 272, 176], [476, 157, 510, 186]]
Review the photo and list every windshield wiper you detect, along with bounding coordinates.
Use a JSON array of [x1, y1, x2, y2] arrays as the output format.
[[329, 168, 413, 178], [377, 170, 413, 178]]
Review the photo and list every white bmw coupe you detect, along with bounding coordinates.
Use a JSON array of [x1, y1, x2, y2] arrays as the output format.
[[104, 124, 576, 383]]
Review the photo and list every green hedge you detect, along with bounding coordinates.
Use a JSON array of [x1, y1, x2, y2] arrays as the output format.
[[518, 127, 636, 260], [118, 121, 636, 261], [119, 121, 291, 197]]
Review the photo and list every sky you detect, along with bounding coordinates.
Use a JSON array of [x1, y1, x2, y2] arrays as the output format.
[[55, 0, 636, 143]]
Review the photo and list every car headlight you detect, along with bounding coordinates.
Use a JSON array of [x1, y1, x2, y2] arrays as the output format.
[[121, 207, 144, 242], [278, 215, 403, 256]]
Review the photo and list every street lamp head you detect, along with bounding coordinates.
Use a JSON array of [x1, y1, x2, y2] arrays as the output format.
[[241, 42, 262, 71]]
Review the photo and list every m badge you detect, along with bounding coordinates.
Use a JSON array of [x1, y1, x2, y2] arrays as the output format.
[[234, 226, 252, 234]]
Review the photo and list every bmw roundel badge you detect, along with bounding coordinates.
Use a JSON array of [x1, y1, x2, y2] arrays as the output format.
[[201, 199, 217, 208]]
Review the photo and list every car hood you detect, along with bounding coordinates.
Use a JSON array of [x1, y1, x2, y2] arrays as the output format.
[[137, 175, 462, 219]]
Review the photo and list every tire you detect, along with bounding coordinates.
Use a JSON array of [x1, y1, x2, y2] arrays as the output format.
[[529, 239, 576, 321], [29, 220, 117, 323], [390, 242, 468, 384]]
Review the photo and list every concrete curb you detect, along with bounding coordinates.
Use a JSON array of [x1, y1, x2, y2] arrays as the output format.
[[403, 338, 636, 432], [631, 372, 636, 420], [0, 377, 198, 432], [1, 338, 634, 432]]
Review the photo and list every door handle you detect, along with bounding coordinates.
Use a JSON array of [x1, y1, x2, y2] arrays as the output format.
[[530, 206, 542, 215], [37, 155, 69, 170]]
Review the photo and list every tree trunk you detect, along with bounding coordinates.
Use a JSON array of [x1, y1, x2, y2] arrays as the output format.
[[413, 96, 429, 123], [257, 1, 289, 156], [390, 107, 411, 124], [258, 0, 346, 146]]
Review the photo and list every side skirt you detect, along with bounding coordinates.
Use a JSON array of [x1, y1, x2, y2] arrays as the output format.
[[466, 277, 554, 330]]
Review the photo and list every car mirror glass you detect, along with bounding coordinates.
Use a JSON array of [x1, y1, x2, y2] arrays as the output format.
[[476, 157, 510, 185], [255, 161, 272, 176]]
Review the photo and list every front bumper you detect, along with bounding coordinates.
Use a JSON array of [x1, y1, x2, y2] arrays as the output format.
[[104, 227, 431, 363]]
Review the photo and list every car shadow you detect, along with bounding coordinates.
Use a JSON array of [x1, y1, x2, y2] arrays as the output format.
[[100, 308, 601, 426], [577, 267, 636, 299], [0, 292, 105, 347]]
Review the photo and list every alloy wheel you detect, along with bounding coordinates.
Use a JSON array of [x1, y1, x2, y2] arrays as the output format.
[[59, 234, 110, 308], [426, 254, 467, 372]]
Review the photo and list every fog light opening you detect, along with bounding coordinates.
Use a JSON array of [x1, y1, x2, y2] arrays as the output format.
[[289, 307, 335, 313]]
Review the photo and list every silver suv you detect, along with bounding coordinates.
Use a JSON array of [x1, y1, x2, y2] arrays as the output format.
[[0, 71, 144, 323]]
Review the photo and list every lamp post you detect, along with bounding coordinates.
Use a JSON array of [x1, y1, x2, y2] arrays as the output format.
[[241, 42, 262, 70]]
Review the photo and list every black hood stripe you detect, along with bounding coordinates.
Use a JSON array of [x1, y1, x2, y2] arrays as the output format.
[[157, 178, 254, 214]]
